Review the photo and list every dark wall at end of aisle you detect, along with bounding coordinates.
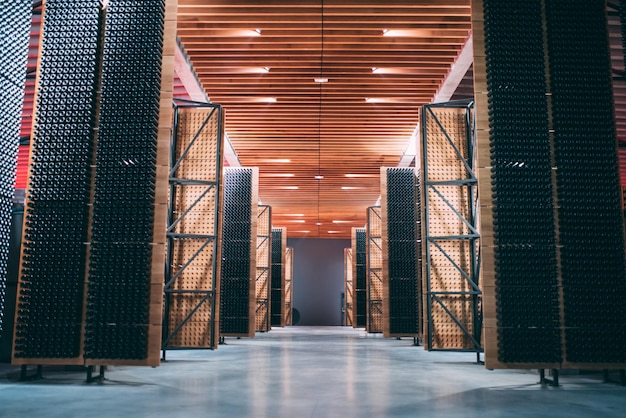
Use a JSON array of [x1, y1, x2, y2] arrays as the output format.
[[287, 238, 350, 326]]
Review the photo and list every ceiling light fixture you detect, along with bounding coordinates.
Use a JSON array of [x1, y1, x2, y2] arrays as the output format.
[[287, 220, 306, 223], [255, 28, 262, 35], [281, 186, 299, 190], [314, 174, 324, 180], [345, 173, 376, 178], [332, 220, 351, 224], [372, 67, 378, 73], [314, 77, 328, 83], [341, 186, 360, 190], [263, 66, 271, 72], [283, 213, 305, 217], [262, 158, 290, 163], [365, 97, 386, 103], [264, 173, 295, 177]]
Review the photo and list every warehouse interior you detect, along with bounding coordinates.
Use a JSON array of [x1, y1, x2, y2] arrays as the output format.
[[2, 0, 626, 417]]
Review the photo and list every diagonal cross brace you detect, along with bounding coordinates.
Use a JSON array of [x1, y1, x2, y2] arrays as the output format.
[[429, 239, 481, 293], [431, 294, 482, 350], [429, 185, 479, 236], [426, 106, 476, 180], [170, 108, 216, 177], [165, 237, 213, 289], [162, 291, 213, 348], [167, 184, 215, 233]]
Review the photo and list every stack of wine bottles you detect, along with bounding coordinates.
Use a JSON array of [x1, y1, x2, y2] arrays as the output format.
[[0, 1, 32, 340], [480, 0, 626, 366], [220, 168, 256, 336]]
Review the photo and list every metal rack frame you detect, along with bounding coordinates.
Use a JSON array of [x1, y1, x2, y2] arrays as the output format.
[[421, 99, 482, 355], [366, 206, 383, 333], [162, 99, 223, 355], [284, 246, 293, 326], [256, 205, 271, 332]]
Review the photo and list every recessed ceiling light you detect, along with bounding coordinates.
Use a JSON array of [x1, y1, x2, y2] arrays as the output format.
[[263, 66, 271, 73], [345, 173, 376, 178], [287, 220, 306, 223], [371, 67, 378, 73], [314, 175, 324, 180], [262, 158, 290, 163], [283, 213, 304, 217], [332, 220, 351, 224], [316, 222, 322, 226], [341, 186, 360, 190], [382, 29, 427, 37], [264, 173, 294, 177], [314, 78, 329, 83], [365, 98, 384, 103], [327, 231, 341, 234], [297, 230, 310, 233], [281, 186, 299, 190], [259, 97, 277, 103], [255, 28, 262, 35]]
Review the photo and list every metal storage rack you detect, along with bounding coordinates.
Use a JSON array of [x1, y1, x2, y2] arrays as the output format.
[[366, 206, 383, 333], [162, 99, 223, 353], [352, 227, 367, 328], [421, 100, 482, 355], [256, 205, 271, 332], [343, 248, 354, 326], [284, 247, 294, 326], [270, 227, 287, 327]]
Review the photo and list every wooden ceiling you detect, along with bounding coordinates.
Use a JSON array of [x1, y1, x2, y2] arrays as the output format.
[[176, 0, 472, 239], [176, 1, 626, 239]]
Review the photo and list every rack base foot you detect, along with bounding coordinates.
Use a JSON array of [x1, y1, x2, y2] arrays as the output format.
[[20, 365, 43, 381], [539, 369, 559, 387], [86, 366, 106, 383]]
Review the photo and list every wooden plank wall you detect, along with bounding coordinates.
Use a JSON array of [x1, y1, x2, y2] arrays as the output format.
[[366, 206, 383, 333], [256, 205, 271, 332], [166, 106, 222, 349]]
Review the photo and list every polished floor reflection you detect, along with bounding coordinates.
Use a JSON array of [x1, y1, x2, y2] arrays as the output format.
[[0, 327, 625, 417]]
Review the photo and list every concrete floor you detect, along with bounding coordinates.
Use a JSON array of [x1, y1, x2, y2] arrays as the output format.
[[0, 327, 625, 417]]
